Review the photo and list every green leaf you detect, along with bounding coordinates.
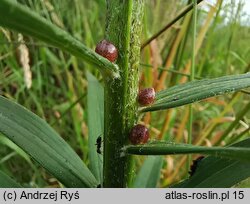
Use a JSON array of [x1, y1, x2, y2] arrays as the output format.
[[122, 140, 250, 162], [87, 72, 104, 184], [0, 96, 98, 188], [0, 0, 119, 78], [141, 73, 250, 112], [0, 170, 22, 188], [133, 156, 163, 188], [173, 139, 250, 187]]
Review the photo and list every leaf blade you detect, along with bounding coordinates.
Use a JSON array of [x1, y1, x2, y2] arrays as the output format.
[[173, 139, 250, 187], [122, 140, 250, 162], [87, 72, 104, 184], [0, 96, 97, 188], [133, 156, 163, 188], [141, 73, 250, 112]]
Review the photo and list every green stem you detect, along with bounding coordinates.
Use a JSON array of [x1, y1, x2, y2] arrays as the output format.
[[187, 0, 197, 171], [103, 0, 144, 187]]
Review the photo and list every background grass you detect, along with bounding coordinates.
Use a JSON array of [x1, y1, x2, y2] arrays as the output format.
[[0, 0, 249, 187]]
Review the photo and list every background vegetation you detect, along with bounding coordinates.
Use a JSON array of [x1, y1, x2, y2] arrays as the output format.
[[0, 0, 249, 187]]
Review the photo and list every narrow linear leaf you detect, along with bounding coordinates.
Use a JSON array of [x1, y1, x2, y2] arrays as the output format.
[[122, 140, 250, 162], [0, 96, 98, 188], [133, 156, 163, 188], [0, 0, 119, 78], [141, 73, 250, 112], [0, 170, 22, 188], [173, 139, 250, 187], [87, 72, 104, 184]]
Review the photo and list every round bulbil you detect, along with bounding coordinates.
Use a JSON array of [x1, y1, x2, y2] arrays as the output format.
[[138, 88, 155, 106], [95, 39, 118, 62], [129, 124, 149, 145]]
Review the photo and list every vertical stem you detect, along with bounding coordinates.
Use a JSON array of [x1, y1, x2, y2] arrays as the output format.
[[191, 0, 197, 81], [187, 0, 197, 170], [103, 0, 144, 187]]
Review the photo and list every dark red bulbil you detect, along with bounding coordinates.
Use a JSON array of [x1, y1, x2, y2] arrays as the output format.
[[138, 88, 155, 106], [129, 124, 149, 145], [95, 39, 118, 62]]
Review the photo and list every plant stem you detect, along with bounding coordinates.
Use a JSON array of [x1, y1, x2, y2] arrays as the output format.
[[187, 0, 197, 170], [103, 0, 144, 187]]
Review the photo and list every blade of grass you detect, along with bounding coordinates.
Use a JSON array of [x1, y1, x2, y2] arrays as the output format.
[[0, 95, 98, 187], [65, 68, 85, 156], [0, 152, 16, 164], [133, 156, 163, 188]]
